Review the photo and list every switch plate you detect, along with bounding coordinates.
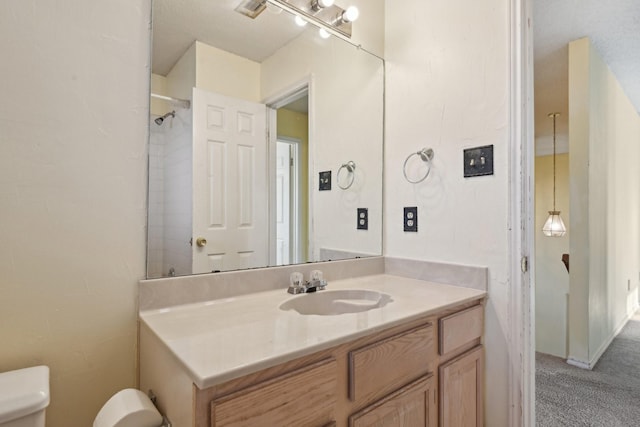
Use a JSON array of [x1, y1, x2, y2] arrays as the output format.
[[463, 145, 494, 177], [319, 171, 331, 191], [357, 208, 368, 230], [403, 207, 418, 232]]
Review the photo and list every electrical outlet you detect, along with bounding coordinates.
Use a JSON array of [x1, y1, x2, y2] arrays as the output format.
[[357, 208, 368, 230], [464, 145, 494, 177], [319, 171, 331, 191], [404, 207, 418, 232]]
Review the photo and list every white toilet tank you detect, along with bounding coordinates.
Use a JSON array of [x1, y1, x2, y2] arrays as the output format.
[[0, 366, 49, 427]]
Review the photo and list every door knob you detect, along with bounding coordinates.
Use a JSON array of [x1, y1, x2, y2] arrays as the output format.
[[196, 237, 207, 247]]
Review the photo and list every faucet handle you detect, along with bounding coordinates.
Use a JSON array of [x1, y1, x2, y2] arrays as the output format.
[[288, 272, 306, 294], [310, 270, 323, 282], [310, 270, 327, 290]]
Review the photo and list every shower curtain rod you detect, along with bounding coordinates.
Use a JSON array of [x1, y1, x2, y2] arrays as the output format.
[[151, 93, 191, 109]]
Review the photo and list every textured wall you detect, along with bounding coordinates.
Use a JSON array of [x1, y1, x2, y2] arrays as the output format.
[[0, 1, 150, 426], [535, 154, 570, 357], [261, 31, 384, 261], [569, 37, 640, 367], [384, 0, 510, 425]]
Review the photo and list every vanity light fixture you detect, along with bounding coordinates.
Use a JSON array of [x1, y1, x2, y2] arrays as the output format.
[[266, 0, 360, 39], [311, 0, 335, 11], [542, 112, 567, 237], [337, 5, 359, 24], [294, 15, 308, 26]]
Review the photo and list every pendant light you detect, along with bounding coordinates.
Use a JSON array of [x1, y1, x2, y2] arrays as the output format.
[[542, 112, 567, 237]]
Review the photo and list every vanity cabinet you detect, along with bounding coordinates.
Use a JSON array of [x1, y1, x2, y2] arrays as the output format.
[[438, 305, 485, 427], [210, 358, 337, 427], [140, 297, 485, 427], [439, 346, 483, 427], [348, 375, 437, 427]]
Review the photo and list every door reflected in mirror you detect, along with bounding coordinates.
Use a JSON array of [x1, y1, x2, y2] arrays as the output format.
[[147, 0, 384, 278]]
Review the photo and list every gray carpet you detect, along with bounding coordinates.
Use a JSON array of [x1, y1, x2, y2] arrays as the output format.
[[536, 313, 640, 426]]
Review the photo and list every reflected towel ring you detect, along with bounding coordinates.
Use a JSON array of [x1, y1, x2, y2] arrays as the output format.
[[337, 161, 356, 189], [403, 148, 434, 184]]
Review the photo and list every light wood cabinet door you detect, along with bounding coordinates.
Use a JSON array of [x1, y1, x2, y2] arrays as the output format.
[[349, 323, 435, 405], [439, 346, 484, 427], [210, 358, 337, 427], [439, 305, 483, 359], [349, 375, 437, 427]]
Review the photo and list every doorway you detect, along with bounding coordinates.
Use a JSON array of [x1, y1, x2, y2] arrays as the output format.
[[276, 138, 301, 264], [267, 86, 310, 266]]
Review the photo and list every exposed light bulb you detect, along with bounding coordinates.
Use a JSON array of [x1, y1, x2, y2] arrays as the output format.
[[294, 15, 307, 26], [342, 6, 359, 22], [319, 28, 331, 39], [311, 0, 334, 11]]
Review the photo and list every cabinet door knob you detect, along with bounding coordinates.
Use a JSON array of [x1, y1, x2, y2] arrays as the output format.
[[196, 237, 207, 247]]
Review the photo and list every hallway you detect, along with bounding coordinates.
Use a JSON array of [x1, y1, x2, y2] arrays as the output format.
[[536, 312, 640, 426]]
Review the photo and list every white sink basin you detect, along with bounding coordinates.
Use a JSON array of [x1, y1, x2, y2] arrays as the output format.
[[279, 289, 392, 315]]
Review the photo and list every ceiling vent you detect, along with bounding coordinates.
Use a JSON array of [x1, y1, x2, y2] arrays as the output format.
[[235, 0, 267, 18]]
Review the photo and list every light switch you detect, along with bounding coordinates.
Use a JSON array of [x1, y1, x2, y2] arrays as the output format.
[[319, 171, 331, 191], [464, 145, 494, 177]]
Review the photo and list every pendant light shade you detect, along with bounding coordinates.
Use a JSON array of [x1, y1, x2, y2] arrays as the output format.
[[542, 210, 566, 237], [543, 112, 567, 237]]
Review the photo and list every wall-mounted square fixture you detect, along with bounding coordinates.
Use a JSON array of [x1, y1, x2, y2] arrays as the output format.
[[319, 171, 331, 191], [357, 208, 368, 230], [463, 145, 494, 177], [404, 207, 418, 232]]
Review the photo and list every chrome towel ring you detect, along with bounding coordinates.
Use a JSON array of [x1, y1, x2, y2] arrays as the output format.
[[403, 148, 434, 184], [337, 161, 356, 189]]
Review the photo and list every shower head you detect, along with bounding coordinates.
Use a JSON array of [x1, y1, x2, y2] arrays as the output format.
[[155, 110, 175, 125]]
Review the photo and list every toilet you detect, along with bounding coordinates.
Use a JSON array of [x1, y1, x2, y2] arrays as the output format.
[[0, 366, 163, 427], [0, 366, 49, 427]]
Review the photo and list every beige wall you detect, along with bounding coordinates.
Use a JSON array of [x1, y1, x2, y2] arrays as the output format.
[[261, 30, 384, 260], [568, 37, 640, 367], [535, 154, 570, 357], [150, 73, 169, 116], [166, 42, 196, 101], [384, 0, 509, 424], [0, 1, 150, 426], [194, 41, 261, 102]]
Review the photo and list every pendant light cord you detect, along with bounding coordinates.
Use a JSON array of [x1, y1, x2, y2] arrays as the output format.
[[553, 113, 556, 211], [549, 112, 560, 212]]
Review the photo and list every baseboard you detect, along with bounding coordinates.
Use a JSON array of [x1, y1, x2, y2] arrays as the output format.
[[566, 306, 638, 370], [566, 357, 591, 370]]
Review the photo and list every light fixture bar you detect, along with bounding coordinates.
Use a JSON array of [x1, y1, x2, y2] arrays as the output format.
[[266, 0, 354, 38]]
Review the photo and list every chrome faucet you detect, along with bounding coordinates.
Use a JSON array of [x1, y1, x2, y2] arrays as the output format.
[[287, 270, 328, 294]]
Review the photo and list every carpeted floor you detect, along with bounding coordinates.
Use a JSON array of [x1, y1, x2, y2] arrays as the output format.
[[536, 312, 640, 426]]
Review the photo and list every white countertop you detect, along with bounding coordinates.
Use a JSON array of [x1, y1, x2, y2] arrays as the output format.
[[140, 274, 486, 389]]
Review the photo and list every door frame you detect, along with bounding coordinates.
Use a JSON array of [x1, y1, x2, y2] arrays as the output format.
[[264, 76, 314, 266], [276, 136, 303, 264], [509, 0, 535, 425]]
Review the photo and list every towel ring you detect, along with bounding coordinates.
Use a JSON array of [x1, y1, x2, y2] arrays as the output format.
[[403, 148, 434, 184], [337, 161, 356, 190]]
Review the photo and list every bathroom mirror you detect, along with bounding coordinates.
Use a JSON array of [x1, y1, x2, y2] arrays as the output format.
[[147, 0, 384, 278]]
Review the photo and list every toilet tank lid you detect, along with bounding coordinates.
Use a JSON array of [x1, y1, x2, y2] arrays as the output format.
[[0, 366, 50, 424]]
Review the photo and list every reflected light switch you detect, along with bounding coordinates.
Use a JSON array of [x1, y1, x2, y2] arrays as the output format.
[[463, 145, 494, 177]]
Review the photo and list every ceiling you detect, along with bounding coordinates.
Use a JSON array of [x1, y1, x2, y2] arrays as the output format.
[[534, 0, 640, 155], [152, 0, 305, 75], [153, 0, 639, 155]]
